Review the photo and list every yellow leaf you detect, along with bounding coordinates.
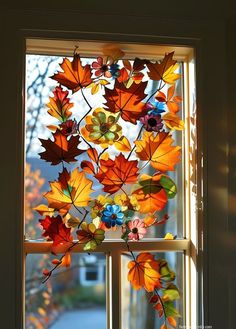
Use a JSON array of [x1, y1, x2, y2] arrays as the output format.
[[38, 307, 46, 317], [164, 233, 175, 240], [163, 113, 184, 131], [99, 79, 109, 85], [91, 83, 100, 95], [44, 168, 94, 212], [114, 136, 131, 152], [102, 44, 125, 61], [46, 124, 59, 132], [163, 63, 180, 84], [33, 204, 55, 216], [100, 152, 109, 160]]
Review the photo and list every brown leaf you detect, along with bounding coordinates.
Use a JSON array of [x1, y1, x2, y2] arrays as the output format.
[[39, 130, 85, 165]]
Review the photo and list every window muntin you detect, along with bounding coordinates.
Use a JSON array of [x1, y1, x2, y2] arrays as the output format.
[[24, 39, 195, 329]]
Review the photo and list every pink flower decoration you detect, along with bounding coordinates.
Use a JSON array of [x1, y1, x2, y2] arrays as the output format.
[[128, 219, 147, 241], [140, 113, 163, 132], [92, 57, 112, 78]]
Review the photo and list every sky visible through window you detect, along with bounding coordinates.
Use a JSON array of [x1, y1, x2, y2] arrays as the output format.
[[25, 53, 184, 329]]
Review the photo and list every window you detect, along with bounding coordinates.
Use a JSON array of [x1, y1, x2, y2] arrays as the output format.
[[24, 39, 196, 329]]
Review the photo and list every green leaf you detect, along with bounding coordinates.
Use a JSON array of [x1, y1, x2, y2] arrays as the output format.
[[163, 301, 181, 318], [159, 259, 176, 282], [84, 240, 98, 251], [162, 284, 180, 301], [160, 175, 177, 199], [139, 178, 162, 195]]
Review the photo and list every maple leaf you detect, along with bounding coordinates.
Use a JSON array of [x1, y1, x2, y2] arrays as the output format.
[[51, 54, 93, 93], [44, 168, 94, 213], [147, 52, 180, 84], [104, 80, 148, 124], [47, 86, 73, 122], [95, 153, 139, 194], [156, 85, 182, 113], [135, 131, 181, 172], [39, 130, 85, 165], [39, 215, 73, 254], [127, 252, 161, 292], [132, 174, 168, 213]]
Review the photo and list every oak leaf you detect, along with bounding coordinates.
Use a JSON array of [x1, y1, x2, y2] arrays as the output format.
[[95, 153, 139, 194], [147, 52, 180, 84], [44, 168, 94, 213], [39, 215, 73, 254], [47, 86, 73, 122], [51, 54, 93, 93], [132, 174, 168, 213], [39, 130, 85, 165], [104, 80, 147, 124], [135, 131, 181, 172], [127, 252, 161, 292]]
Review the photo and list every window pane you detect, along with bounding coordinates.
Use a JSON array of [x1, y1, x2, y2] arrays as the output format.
[[25, 253, 106, 329], [24, 54, 184, 240], [121, 252, 184, 329]]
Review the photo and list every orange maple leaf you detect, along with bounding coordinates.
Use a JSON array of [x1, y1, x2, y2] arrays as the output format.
[[95, 153, 139, 194], [135, 131, 181, 172], [147, 52, 180, 84], [39, 130, 85, 165], [128, 252, 161, 292], [44, 168, 94, 213], [132, 174, 168, 213], [104, 80, 147, 124], [47, 86, 73, 122], [51, 54, 93, 93]]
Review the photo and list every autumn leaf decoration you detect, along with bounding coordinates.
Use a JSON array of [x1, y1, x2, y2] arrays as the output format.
[[35, 47, 183, 327]]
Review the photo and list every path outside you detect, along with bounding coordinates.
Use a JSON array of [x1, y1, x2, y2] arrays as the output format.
[[50, 308, 106, 329]]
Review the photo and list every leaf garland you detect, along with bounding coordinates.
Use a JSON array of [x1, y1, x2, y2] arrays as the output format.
[[34, 47, 184, 327]]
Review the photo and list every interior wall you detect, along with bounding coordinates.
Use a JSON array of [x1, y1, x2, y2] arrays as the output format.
[[0, 3, 235, 329]]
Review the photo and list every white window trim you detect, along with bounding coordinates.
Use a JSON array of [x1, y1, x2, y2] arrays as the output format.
[[22, 37, 199, 329]]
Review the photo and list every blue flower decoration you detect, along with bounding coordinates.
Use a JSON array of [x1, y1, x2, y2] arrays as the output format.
[[147, 101, 166, 115], [101, 204, 124, 227], [109, 63, 120, 78]]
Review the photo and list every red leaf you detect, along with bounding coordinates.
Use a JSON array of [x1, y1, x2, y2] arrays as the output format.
[[39, 215, 73, 254], [149, 294, 159, 304]]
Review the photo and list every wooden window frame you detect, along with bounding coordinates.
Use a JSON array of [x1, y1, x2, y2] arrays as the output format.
[[23, 37, 198, 329]]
